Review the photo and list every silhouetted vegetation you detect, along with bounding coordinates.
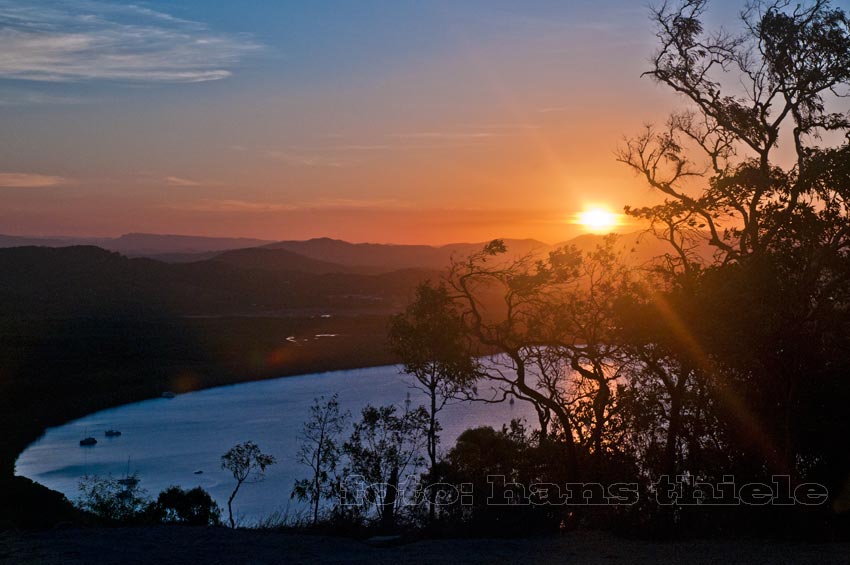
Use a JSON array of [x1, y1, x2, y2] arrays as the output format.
[[221, 442, 276, 529], [424, 0, 850, 538], [291, 394, 350, 526], [291, 0, 850, 539], [150, 486, 222, 526], [388, 281, 479, 521], [342, 402, 430, 532], [76, 474, 149, 524], [74, 477, 220, 527]]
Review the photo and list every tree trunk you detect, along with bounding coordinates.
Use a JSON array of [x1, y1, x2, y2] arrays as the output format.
[[592, 376, 610, 468], [382, 465, 399, 532], [665, 368, 689, 477], [665, 385, 684, 477], [227, 480, 242, 529], [313, 424, 326, 527], [512, 354, 579, 478], [536, 405, 550, 442], [428, 379, 438, 522], [312, 478, 321, 527]]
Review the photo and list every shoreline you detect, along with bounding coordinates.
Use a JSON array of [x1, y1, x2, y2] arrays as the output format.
[[14, 359, 398, 472], [1, 315, 396, 494]]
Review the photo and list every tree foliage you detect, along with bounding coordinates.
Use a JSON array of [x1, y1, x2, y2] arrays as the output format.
[[76, 474, 149, 524], [427, 0, 850, 535], [291, 394, 349, 526], [343, 402, 429, 531], [388, 281, 479, 520], [151, 486, 222, 526], [221, 441, 276, 528]]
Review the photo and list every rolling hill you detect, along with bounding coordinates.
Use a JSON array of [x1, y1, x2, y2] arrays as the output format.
[[0, 245, 439, 318], [261, 237, 553, 271], [0, 233, 275, 257], [208, 247, 362, 274]]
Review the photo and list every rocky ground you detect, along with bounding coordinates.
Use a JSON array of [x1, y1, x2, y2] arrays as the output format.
[[2, 527, 848, 564]]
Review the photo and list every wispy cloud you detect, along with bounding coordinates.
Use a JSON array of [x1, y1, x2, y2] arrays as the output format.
[[0, 88, 87, 105], [328, 144, 393, 151], [166, 197, 411, 214], [464, 123, 541, 130], [168, 199, 298, 213], [0, 172, 66, 187], [310, 198, 411, 209], [386, 124, 538, 144], [390, 131, 498, 140], [263, 149, 348, 168], [253, 122, 540, 164], [164, 176, 201, 187], [0, 1, 259, 83]]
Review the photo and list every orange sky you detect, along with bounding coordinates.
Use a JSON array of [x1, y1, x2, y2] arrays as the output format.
[[0, 1, 738, 244]]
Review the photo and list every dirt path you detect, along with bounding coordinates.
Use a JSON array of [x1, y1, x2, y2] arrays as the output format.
[[2, 527, 848, 564]]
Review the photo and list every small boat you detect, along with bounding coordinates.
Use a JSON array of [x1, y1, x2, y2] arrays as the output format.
[[117, 476, 140, 487], [79, 436, 97, 446], [194, 470, 204, 475], [117, 458, 139, 487], [104, 429, 122, 437], [161, 391, 176, 399]]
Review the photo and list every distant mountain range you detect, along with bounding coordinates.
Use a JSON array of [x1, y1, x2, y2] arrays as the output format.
[[0, 230, 700, 319], [0, 231, 709, 319], [0, 233, 274, 256], [261, 237, 553, 271], [0, 231, 693, 272]]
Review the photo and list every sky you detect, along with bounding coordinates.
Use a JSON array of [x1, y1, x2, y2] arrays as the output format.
[[0, 0, 745, 244]]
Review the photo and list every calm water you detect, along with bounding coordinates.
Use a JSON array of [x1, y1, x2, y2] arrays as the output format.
[[16, 365, 533, 524]]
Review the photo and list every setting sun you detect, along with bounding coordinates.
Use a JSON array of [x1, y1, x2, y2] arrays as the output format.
[[577, 207, 619, 232]]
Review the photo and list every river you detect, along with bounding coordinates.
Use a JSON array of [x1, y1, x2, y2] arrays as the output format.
[[16, 364, 533, 524]]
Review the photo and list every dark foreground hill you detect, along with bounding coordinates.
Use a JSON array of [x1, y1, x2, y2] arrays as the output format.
[[0, 245, 438, 318]]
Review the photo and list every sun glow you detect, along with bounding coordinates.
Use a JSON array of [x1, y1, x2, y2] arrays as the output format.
[[576, 206, 619, 233]]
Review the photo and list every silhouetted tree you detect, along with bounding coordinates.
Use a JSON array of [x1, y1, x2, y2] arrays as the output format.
[[76, 474, 148, 524], [447, 241, 581, 475], [151, 486, 221, 526], [616, 0, 850, 522], [619, 0, 850, 264], [343, 402, 429, 531], [388, 281, 479, 521], [447, 238, 635, 478], [221, 441, 275, 528], [292, 394, 349, 526]]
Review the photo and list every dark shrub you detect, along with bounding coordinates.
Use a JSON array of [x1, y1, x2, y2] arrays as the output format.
[[151, 486, 221, 526]]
